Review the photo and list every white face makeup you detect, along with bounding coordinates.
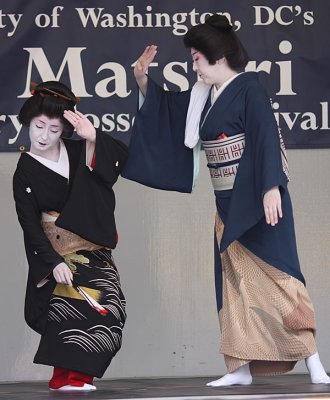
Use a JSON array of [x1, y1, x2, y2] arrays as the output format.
[[29, 115, 64, 159], [191, 48, 220, 86]]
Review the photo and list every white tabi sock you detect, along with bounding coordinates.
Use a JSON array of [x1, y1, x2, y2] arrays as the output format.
[[206, 363, 252, 387], [305, 352, 330, 384]]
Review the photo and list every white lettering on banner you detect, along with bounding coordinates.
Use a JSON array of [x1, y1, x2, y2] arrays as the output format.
[[254, 6, 314, 26], [76, 8, 115, 28], [271, 101, 330, 131], [7, 115, 22, 144], [0, 115, 23, 145], [17, 48, 92, 98], [75, 6, 241, 35], [95, 63, 131, 98], [246, 40, 296, 96], [163, 62, 189, 91], [320, 102, 330, 130], [0, 10, 23, 37], [85, 113, 132, 132], [34, 6, 64, 28], [17, 40, 295, 99], [15, 39, 295, 101], [0, 112, 134, 145], [0, 4, 327, 151], [17, 45, 189, 99], [303, 11, 314, 26]]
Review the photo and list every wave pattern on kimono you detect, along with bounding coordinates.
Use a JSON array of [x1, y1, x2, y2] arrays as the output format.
[[34, 248, 126, 378]]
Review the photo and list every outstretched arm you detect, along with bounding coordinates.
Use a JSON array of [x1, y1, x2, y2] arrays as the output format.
[[134, 45, 158, 96]]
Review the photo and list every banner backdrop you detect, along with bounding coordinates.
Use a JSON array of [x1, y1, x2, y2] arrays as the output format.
[[0, 0, 329, 151]]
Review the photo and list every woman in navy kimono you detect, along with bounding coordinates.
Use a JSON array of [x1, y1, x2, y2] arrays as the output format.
[[122, 15, 330, 386], [13, 81, 127, 391]]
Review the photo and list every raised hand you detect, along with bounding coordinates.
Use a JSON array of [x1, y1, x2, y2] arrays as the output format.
[[63, 110, 96, 142], [263, 186, 283, 226], [134, 45, 158, 95]]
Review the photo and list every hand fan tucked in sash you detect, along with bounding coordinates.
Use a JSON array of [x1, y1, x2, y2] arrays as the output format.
[[75, 286, 109, 316]]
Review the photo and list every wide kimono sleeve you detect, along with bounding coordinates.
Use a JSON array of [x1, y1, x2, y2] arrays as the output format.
[[220, 80, 288, 252], [88, 129, 128, 187], [56, 130, 128, 248], [121, 77, 194, 193], [13, 166, 62, 334], [13, 167, 64, 284], [245, 82, 286, 197]]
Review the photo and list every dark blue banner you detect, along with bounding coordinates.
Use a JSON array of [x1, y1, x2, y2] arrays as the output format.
[[0, 0, 329, 151]]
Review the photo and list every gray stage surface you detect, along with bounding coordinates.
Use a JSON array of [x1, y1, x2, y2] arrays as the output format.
[[1, 375, 330, 400]]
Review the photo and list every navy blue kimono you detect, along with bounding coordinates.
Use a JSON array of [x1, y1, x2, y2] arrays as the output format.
[[122, 72, 304, 311]]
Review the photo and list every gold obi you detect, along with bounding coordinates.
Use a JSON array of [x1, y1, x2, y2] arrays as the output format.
[[41, 211, 102, 256]]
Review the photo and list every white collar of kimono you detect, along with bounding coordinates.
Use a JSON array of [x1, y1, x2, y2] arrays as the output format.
[[27, 139, 69, 179], [211, 73, 243, 105], [184, 73, 243, 149]]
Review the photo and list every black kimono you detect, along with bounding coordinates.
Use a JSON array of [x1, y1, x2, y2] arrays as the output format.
[[13, 130, 128, 378], [122, 73, 317, 376]]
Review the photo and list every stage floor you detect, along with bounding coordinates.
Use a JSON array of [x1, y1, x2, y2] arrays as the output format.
[[1, 375, 330, 400]]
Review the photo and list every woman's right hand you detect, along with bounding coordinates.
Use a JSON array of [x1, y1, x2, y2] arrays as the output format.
[[134, 45, 158, 96], [263, 186, 283, 226], [53, 262, 73, 286]]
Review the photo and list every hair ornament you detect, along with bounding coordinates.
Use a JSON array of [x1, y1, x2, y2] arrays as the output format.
[[41, 87, 75, 102], [29, 81, 78, 103], [30, 81, 38, 96]]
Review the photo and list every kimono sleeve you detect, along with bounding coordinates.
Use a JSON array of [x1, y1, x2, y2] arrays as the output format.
[[56, 133, 123, 248], [220, 80, 288, 253], [13, 168, 64, 285], [88, 129, 128, 188], [121, 77, 194, 193], [245, 82, 287, 197]]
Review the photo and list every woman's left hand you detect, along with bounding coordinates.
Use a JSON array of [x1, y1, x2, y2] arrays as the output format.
[[64, 110, 96, 142], [263, 186, 283, 226]]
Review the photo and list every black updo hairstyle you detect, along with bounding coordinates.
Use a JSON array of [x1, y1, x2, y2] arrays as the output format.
[[18, 81, 78, 138], [184, 14, 249, 72]]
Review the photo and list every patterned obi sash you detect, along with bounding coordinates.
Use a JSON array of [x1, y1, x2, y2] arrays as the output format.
[[202, 133, 245, 191], [41, 211, 102, 256]]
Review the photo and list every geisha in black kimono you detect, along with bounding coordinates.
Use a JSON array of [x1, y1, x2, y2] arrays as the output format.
[[122, 15, 330, 386], [13, 81, 128, 391]]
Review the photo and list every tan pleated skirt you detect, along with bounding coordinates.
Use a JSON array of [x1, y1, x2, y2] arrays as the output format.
[[215, 213, 317, 376]]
